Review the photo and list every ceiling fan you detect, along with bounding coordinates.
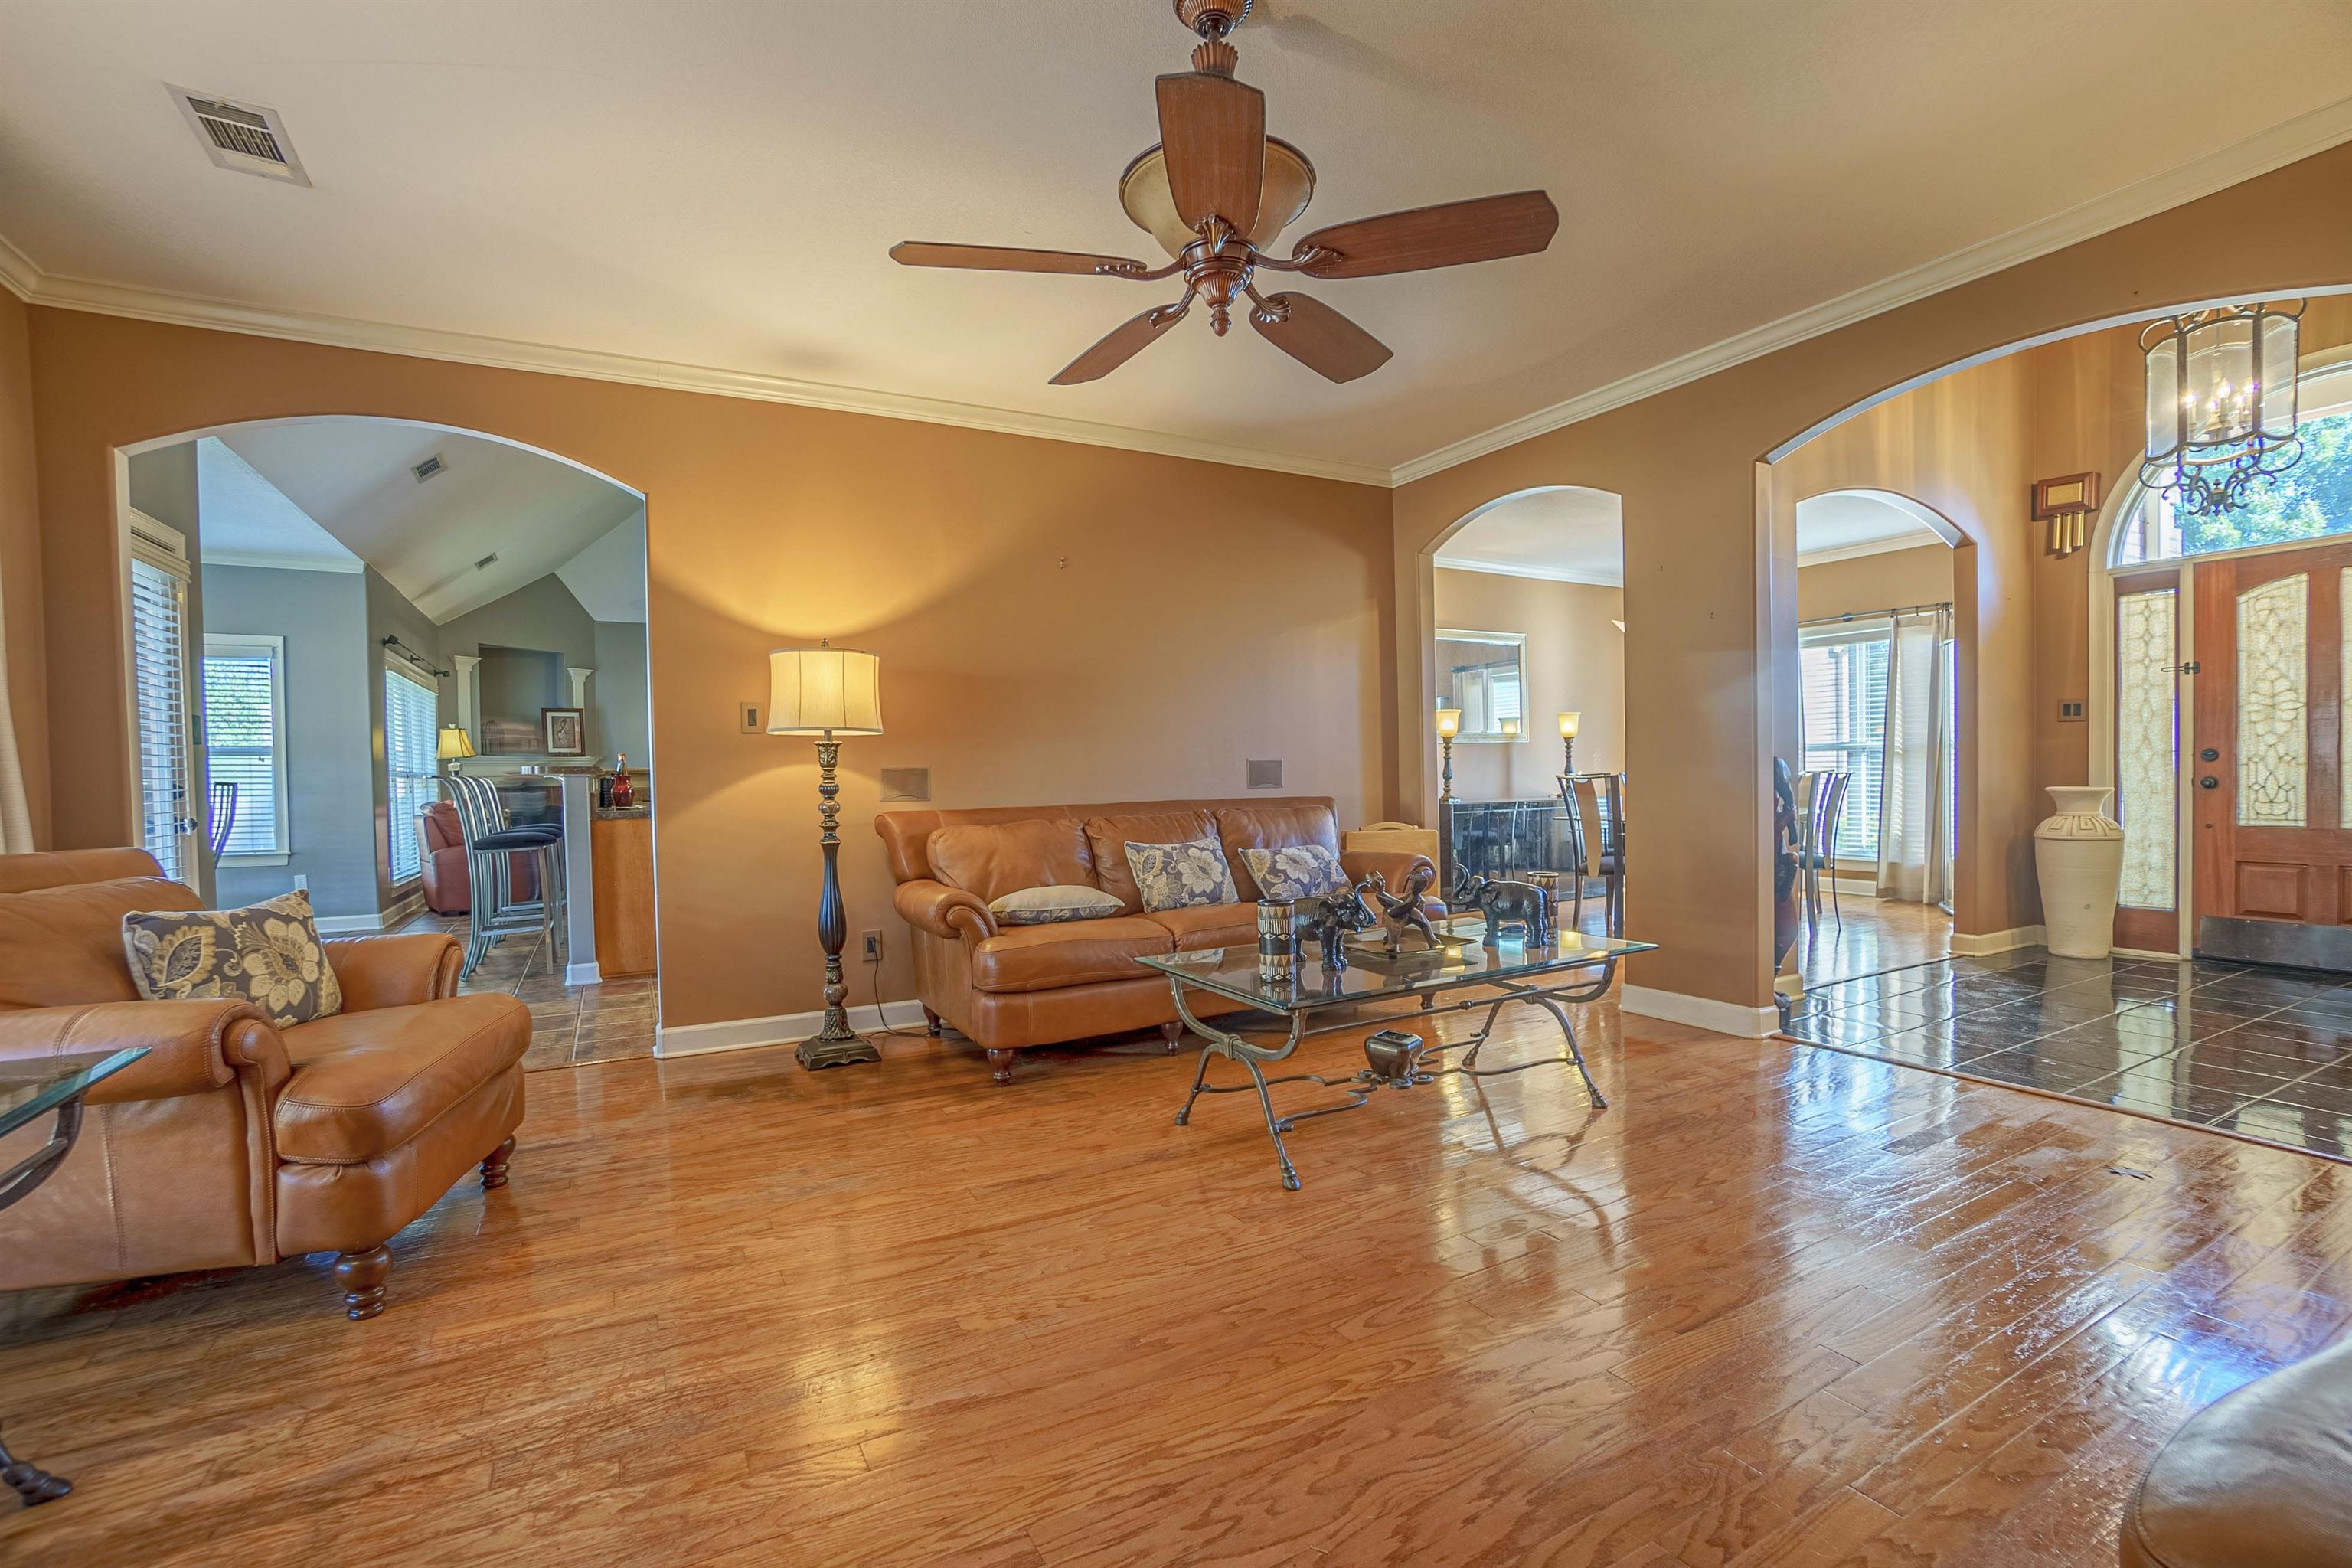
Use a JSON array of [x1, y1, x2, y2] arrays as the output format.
[[890, 0, 1559, 387]]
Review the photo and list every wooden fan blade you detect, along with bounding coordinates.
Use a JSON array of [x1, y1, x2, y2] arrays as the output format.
[[890, 241, 1152, 276], [1050, 300, 1190, 385], [1293, 191, 1559, 279], [1250, 292, 1392, 384], [1155, 72, 1265, 240]]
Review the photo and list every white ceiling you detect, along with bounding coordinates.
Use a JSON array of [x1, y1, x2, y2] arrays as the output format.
[[1792, 491, 1953, 563], [6, 3, 2352, 481], [194, 436, 359, 572], [206, 420, 642, 622], [557, 516, 648, 623], [1437, 487, 1622, 585]]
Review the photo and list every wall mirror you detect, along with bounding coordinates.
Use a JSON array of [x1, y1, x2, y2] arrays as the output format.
[[1436, 629, 1527, 741]]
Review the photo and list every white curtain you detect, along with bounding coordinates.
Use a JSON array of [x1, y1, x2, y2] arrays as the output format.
[[1876, 605, 1952, 905], [0, 582, 31, 854]]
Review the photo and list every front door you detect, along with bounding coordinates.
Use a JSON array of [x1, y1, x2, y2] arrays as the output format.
[[2192, 538, 2352, 932]]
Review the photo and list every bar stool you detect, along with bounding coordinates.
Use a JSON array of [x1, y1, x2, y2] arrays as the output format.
[[441, 774, 564, 980]]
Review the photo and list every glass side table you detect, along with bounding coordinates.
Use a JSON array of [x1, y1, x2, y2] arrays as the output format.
[[1, 1046, 148, 1506]]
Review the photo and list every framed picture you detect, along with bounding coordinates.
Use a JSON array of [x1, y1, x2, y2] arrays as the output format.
[[541, 707, 586, 756]]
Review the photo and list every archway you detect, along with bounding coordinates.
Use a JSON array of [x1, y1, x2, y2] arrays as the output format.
[[111, 414, 661, 1068]]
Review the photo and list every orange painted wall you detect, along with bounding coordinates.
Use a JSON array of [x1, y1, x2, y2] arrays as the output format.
[[0, 289, 45, 846], [23, 311, 1395, 1028]]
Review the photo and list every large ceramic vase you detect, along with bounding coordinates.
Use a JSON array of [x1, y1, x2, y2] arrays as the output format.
[[2034, 786, 2125, 959]]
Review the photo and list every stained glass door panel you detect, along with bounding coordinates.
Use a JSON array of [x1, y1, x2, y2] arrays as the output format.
[[2112, 578, 2179, 950], [2193, 542, 2352, 931]]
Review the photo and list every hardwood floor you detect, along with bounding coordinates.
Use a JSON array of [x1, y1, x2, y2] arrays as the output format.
[[4, 994, 2347, 1566], [1798, 896, 1953, 989]]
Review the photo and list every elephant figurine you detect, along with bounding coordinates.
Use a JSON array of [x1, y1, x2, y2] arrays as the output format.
[[1453, 873, 1553, 947], [1365, 864, 1439, 956], [1308, 879, 1379, 972]]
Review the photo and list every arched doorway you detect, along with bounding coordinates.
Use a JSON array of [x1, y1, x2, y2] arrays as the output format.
[[113, 415, 660, 1068], [1785, 488, 1964, 985], [1421, 484, 1625, 927]]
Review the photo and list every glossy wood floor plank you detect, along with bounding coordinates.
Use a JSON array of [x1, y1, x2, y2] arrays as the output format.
[[4, 996, 2347, 1566]]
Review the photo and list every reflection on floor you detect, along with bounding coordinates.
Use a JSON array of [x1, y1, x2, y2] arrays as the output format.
[[12, 1003, 2347, 1565], [1785, 946, 2352, 1161], [394, 910, 656, 1070], [1797, 892, 1953, 988]]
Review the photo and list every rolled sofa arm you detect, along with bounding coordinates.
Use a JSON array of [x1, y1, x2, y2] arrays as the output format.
[[893, 879, 998, 942], [0, 999, 289, 1104], [325, 933, 462, 1011]]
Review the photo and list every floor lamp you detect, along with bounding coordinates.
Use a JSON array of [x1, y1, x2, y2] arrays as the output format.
[[769, 640, 884, 1071]]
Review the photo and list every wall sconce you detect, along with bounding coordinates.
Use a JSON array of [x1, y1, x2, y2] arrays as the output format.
[[2033, 472, 2104, 557]]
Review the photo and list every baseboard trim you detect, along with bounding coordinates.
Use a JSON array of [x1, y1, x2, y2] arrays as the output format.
[[2111, 946, 2184, 962], [1619, 985, 1779, 1039], [565, 960, 603, 987], [316, 891, 426, 935], [656, 999, 928, 1059], [1949, 924, 2047, 958]]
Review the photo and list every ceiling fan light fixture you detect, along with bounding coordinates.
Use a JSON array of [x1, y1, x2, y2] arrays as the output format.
[[1119, 136, 1316, 259]]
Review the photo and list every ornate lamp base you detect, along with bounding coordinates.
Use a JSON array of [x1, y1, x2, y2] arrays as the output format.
[[795, 1022, 881, 1070], [796, 734, 881, 1073]]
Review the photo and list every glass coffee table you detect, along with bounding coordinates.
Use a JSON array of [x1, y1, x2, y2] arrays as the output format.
[[2, 1046, 147, 1506], [1137, 929, 1655, 1191]]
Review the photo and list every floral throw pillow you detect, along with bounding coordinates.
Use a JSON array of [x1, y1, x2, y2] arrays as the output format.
[[1123, 836, 1240, 913], [121, 889, 344, 1030], [1237, 844, 1351, 902]]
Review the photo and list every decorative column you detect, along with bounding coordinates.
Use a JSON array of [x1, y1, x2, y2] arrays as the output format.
[[452, 654, 482, 750], [567, 666, 593, 707]]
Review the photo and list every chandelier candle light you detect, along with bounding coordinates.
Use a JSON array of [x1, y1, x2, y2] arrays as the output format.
[[1557, 711, 1580, 773], [2141, 299, 2305, 518], [769, 639, 885, 1071]]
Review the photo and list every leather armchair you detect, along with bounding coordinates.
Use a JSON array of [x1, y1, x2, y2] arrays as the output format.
[[417, 799, 535, 916], [0, 849, 530, 1319]]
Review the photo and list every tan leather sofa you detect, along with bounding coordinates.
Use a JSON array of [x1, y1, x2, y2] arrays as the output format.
[[877, 797, 1436, 1085], [2119, 1331, 2351, 1567], [0, 848, 530, 1319]]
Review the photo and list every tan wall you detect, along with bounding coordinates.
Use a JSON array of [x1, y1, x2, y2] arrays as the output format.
[[23, 310, 1395, 1028], [1432, 567, 1624, 799], [1393, 142, 2352, 1015], [1795, 545, 1955, 622], [0, 289, 45, 846]]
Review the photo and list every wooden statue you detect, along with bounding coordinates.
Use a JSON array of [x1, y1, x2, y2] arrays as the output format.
[[1365, 864, 1439, 956], [1307, 880, 1379, 972], [1452, 873, 1553, 946]]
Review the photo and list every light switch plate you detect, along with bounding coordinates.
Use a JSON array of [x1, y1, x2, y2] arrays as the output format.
[[739, 702, 763, 734], [2057, 699, 2086, 722]]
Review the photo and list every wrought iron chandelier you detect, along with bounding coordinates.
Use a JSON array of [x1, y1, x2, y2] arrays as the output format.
[[2140, 299, 2305, 518]]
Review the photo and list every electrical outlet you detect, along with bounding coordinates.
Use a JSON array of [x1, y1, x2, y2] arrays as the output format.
[[2057, 699, 2086, 722], [293, 874, 308, 892], [739, 701, 763, 734], [861, 929, 883, 963]]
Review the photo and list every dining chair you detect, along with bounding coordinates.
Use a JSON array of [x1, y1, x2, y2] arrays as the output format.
[[1558, 773, 1628, 937], [1802, 772, 1852, 929]]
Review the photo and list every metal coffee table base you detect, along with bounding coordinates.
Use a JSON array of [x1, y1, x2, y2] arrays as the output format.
[[1166, 961, 1617, 1191]]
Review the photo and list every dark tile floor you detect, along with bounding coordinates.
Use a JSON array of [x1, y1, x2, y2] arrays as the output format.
[[1782, 946, 2352, 1161], [394, 909, 657, 1070]]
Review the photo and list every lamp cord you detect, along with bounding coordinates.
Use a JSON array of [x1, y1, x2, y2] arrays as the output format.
[[867, 954, 932, 1040]]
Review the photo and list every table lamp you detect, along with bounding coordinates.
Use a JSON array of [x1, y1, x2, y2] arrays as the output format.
[[1558, 711, 1580, 774], [438, 725, 476, 775], [769, 639, 884, 1070], [1435, 707, 1461, 801]]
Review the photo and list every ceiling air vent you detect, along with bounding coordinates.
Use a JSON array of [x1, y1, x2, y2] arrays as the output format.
[[473, 551, 500, 571], [412, 454, 446, 483], [168, 86, 311, 186]]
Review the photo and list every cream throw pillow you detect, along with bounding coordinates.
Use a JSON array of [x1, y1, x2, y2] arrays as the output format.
[[1123, 837, 1240, 913], [988, 885, 1123, 926], [122, 888, 344, 1030]]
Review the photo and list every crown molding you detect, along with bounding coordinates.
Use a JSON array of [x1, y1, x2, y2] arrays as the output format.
[[1431, 555, 1622, 588], [1390, 94, 2352, 487], [0, 252, 1392, 488]]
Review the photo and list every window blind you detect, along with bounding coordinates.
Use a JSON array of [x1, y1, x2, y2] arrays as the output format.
[[203, 642, 284, 857], [384, 667, 439, 884], [1797, 626, 1891, 863], [129, 555, 191, 882]]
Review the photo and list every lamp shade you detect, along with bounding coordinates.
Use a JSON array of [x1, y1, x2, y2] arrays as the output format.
[[1558, 711, 1580, 740], [437, 724, 476, 761], [769, 644, 884, 736], [1434, 707, 1462, 740]]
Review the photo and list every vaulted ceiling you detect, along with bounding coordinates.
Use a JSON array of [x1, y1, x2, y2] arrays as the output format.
[[7, 1, 2352, 482]]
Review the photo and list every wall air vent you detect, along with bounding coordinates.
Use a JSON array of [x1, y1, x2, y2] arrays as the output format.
[[168, 86, 311, 186], [412, 454, 446, 483], [1246, 759, 1283, 791], [879, 768, 932, 802]]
